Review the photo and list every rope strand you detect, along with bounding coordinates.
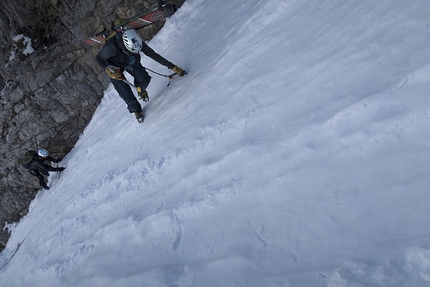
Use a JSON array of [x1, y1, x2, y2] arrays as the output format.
[[143, 66, 176, 86]]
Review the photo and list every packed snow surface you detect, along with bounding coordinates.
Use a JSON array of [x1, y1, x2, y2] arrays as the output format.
[[2, 0, 430, 286]]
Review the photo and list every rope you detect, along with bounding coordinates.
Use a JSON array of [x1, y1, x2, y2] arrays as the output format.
[[123, 68, 176, 88], [143, 66, 176, 86]]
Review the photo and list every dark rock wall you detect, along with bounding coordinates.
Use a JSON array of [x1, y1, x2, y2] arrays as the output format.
[[0, 0, 185, 251]]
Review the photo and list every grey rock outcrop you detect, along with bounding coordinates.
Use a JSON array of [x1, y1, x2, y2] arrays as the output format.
[[0, 0, 185, 251]]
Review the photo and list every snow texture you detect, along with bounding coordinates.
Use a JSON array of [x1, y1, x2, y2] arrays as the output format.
[[2, 0, 430, 286]]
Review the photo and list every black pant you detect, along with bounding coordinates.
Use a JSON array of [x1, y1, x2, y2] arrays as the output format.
[[33, 173, 48, 188], [111, 63, 151, 113]]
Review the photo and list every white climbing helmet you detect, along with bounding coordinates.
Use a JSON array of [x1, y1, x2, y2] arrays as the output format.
[[122, 29, 142, 53], [38, 148, 49, 158]]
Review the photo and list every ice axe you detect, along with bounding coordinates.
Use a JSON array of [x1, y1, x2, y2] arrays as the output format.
[[122, 67, 178, 89]]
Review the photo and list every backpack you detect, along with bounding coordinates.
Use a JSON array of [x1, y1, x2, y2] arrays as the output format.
[[19, 150, 36, 169]]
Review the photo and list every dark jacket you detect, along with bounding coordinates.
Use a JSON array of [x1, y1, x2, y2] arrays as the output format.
[[28, 155, 61, 177], [95, 34, 174, 70]]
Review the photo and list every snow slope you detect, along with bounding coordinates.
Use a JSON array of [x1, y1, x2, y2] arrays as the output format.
[[2, 0, 430, 286]]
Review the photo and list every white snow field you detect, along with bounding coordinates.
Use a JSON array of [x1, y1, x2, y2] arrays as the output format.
[[2, 0, 430, 286]]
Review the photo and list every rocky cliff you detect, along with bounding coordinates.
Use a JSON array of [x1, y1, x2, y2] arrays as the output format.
[[0, 0, 185, 251]]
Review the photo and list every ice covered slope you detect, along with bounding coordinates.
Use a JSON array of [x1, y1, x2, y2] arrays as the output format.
[[2, 0, 430, 286]]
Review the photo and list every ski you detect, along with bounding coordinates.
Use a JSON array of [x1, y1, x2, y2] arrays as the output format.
[[83, 4, 176, 47]]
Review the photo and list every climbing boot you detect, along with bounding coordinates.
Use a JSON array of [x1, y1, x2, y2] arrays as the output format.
[[137, 87, 149, 102], [134, 112, 144, 123]]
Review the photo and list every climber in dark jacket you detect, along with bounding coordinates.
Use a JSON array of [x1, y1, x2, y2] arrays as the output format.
[[95, 29, 187, 123], [29, 149, 65, 190]]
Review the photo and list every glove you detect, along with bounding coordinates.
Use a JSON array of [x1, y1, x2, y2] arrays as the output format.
[[171, 65, 187, 77], [105, 65, 124, 80], [137, 87, 149, 102]]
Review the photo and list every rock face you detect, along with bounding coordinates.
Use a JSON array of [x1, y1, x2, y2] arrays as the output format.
[[0, 0, 185, 251]]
